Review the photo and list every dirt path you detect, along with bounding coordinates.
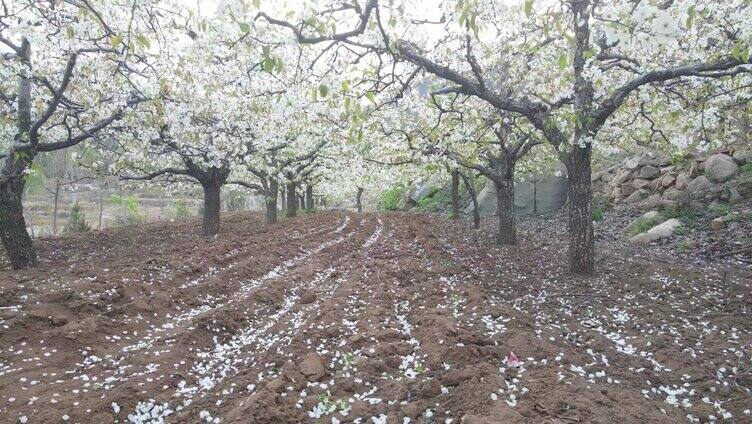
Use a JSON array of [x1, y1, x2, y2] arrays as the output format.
[[1, 212, 750, 423]]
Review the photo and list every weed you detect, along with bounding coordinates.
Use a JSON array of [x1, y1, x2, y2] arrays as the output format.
[[675, 239, 690, 253], [380, 186, 405, 211], [592, 207, 604, 222]]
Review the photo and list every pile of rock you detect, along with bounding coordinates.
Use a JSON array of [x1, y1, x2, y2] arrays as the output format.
[[592, 148, 750, 210]]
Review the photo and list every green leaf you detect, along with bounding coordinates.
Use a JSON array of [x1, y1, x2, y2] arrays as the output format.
[[524, 0, 534, 17], [253, 0, 261, 8], [557, 52, 567, 70], [341, 80, 350, 93], [686, 5, 696, 29], [66, 27, 74, 39], [263, 57, 275, 72], [274, 57, 284, 73], [318, 84, 329, 98], [136, 34, 150, 48], [365, 91, 376, 104], [239, 22, 250, 33], [110, 34, 123, 49], [583, 50, 594, 59]]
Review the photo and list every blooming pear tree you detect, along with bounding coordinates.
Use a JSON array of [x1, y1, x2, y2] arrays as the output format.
[[260, 0, 752, 274], [0, 0, 160, 269]]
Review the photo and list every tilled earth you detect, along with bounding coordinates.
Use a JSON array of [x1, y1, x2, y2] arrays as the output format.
[[0, 211, 750, 424]]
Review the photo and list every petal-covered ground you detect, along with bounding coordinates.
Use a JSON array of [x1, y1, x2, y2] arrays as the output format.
[[0, 211, 750, 424]]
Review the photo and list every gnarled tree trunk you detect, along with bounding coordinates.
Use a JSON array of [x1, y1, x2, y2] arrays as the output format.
[[266, 179, 278, 224], [566, 145, 594, 275], [0, 184, 37, 269], [201, 180, 221, 236], [305, 185, 314, 213], [356, 186, 364, 213], [450, 170, 460, 220], [286, 182, 297, 217]]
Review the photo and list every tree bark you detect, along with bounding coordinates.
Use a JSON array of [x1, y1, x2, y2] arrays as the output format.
[[459, 172, 480, 229], [566, 146, 595, 275], [305, 184, 314, 213], [280, 189, 286, 212], [0, 185, 37, 269], [52, 181, 60, 236], [494, 178, 516, 245], [450, 170, 460, 219], [298, 194, 305, 211], [98, 183, 105, 230], [201, 180, 221, 236], [266, 179, 278, 224], [356, 187, 364, 213], [0, 38, 37, 269], [286, 182, 297, 217]]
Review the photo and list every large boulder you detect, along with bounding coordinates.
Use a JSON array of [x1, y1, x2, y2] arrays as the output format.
[[407, 175, 441, 203], [628, 218, 682, 245], [469, 175, 569, 217], [703, 154, 739, 182], [686, 175, 713, 193], [638, 165, 660, 179]]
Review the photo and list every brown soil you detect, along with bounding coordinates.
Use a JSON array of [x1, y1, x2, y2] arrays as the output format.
[[0, 211, 750, 423]]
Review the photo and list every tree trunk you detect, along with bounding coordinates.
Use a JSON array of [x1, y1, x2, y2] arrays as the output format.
[[52, 181, 60, 236], [202, 181, 221, 236], [0, 186, 37, 269], [298, 194, 305, 211], [0, 38, 37, 269], [450, 170, 460, 219], [459, 172, 480, 229], [494, 178, 517, 245], [266, 179, 278, 224], [566, 146, 595, 275], [356, 187, 364, 213], [98, 183, 104, 229], [286, 183, 297, 217], [305, 185, 314, 213], [280, 189, 286, 212]]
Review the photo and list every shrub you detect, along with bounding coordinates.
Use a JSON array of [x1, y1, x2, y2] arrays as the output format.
[[62, 202, 91, 235], [174, 198, 190, 218], [110, 194, 142, 226], [380, 186, 405, 211]]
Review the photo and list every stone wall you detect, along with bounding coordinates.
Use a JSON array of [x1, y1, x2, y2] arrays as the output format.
[[592, 147, 750, 210]]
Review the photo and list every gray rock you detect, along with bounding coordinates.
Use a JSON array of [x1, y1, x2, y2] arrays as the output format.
[[663, 187, 683, 201], [704, 154, 739, 182], [621, 183, 636, 197], [640, 194, 661, 210], [732, 149, 752, 165], [687, 175, 714, 193], [469, 175, 569, 217], [710, 217, 724, 231], [632, 179, 653, 190], [625, 189, 648, 204], [675, 173, 690, 191], [611, 169, 633, 186], [625, 157, 643, 170], [628, 218, 682, 245], [659, 174, 676, 188], [626, 210, 666, 235], [729, 187, 743, 204], [638, 165, 661, 179]]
